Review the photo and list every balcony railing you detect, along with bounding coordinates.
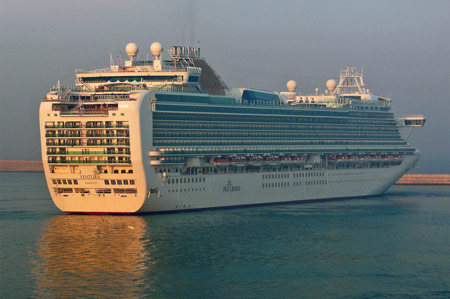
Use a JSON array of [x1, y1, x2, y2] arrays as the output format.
[[47, 160, 131, 164], [45, 134, 129, 138], [45, 125, 129, 129], [46, 142, 130, 146], [60, 111, 109, 116], [86, 134, 130, 138], [47, 151, 130, 155], [46, 134, 82, 138]]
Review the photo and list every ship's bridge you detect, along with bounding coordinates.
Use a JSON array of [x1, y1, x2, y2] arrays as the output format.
[[398, 115, 426, 127]]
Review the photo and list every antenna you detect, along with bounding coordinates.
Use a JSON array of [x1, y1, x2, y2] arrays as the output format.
[[110, 52, 114, 67]]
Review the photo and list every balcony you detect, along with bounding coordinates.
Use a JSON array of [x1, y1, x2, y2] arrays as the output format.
[[45, 134, 82, 138], [47, 151, 130, 155], [60, 111, 109, 116], [44, 125, 129, 129], [45, 134, 129, 138], [46, 142, 130, 146], [47, 160, 131, 164], [85, 134, 130, 138]]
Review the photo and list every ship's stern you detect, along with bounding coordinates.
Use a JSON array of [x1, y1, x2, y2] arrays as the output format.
[[39, 90, 148, 214]]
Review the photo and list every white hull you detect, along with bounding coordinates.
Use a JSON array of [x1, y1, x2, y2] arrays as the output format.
[[139, 155, 418, 212]]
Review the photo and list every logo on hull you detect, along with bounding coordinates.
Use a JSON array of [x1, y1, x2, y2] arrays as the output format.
[[223, 180, 241, 192]]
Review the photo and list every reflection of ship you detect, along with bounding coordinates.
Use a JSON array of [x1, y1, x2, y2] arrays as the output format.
[[40, 42, 426, 214], [32, 215, 148, 298]]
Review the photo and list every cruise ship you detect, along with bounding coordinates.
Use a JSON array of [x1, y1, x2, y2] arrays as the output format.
[[39, 42, 425, 214]]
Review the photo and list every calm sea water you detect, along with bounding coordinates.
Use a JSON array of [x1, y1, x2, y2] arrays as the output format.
[[0, 172, 449, 298]]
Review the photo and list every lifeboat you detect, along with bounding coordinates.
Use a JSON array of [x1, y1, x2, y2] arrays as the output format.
[[231, 155, 246, 166], [213, 156, 231, 166], [264, 154, 280, 165], [290, 155, 303, 163], [248, 155, 263, 166], [336, 155, 346, 162], [279, 155, 290, 164]]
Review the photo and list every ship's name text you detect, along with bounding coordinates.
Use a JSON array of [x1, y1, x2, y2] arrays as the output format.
[[80, 175, 101, 180]]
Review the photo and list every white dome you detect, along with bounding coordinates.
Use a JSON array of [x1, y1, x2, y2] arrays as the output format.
[[150, 42, 163, 56], [287, 80, 297, 92], [326, 79, 336, 92], [125, 43, 138, 58]]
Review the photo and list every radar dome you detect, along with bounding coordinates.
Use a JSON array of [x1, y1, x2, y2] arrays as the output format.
[[287, 80, 297, 92], [150, 42, 163, 57], [125, 43, 138, 59], [326, 79, 336, 92]]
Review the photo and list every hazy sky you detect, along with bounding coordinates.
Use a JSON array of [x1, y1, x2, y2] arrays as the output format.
[[1, 0, 449, 173]]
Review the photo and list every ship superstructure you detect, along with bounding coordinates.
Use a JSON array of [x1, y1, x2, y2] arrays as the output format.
[[40, 42, 425, 214]]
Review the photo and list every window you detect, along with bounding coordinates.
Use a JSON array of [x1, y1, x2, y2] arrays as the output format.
[[62, 180, 67, 185], [117, 180, 122, 185], [130, 180, 135, 185], [105, 180, 110, 185], [111, 180, 116, 185], [74, 180, 78, 185]]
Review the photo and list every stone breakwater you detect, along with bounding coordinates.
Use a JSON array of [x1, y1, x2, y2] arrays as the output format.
[[0, 161, 44, 172], [395, 174, 450, 185]]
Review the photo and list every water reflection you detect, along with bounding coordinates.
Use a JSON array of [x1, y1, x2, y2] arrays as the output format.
[[33, 215, 148, 298]]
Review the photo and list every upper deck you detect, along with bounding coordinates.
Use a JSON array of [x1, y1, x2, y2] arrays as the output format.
[[45, 42, 397, 114]]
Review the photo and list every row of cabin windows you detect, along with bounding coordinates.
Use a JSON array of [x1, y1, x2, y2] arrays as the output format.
[[55, 188, 136, 194], [263, 173, 289, 179], [155, 104, 393, 119], [329, 178, 385, 184], [263, 182, 289, 188], [329, 171, 367, 176], [168, 187, 206, 193], [154, 121, 399, 132], [154, 139, 406, 146], [168, 177, 206, 184], [153, 112, 396, 125], [262, 180, 328, 188], [154, 130, 400, 139], [104, 179, 135, 185], [104, 169, 133, 174], [53, 179, 78, 185], [293, 172, 325, 178]]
